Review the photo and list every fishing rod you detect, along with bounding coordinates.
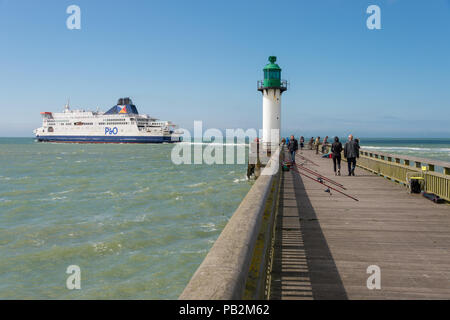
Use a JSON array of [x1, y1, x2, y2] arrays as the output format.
[[291, 166, 359, 202], [295, 163, 346, 190]]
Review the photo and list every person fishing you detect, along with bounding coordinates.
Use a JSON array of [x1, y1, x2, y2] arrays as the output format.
[[331, 136, 343, 176], [314, 136, 321, 154], [287, 135, 298, 164], [344, 134, 359, 176], [322, 136, 329, 153]]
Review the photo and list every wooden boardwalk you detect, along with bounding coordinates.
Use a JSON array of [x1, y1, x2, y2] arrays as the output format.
[[269, 150, 450, 300]]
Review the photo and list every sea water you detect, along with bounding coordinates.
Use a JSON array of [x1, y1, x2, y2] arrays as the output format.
[[359, 138, 450, 163], [0, 138, 251, 299]]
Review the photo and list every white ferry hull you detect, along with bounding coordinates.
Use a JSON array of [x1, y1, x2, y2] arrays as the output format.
[[36, 135, 179, 143]]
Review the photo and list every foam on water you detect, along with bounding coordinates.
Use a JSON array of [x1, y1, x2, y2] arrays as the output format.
[[364, 146, 450, 152], [359, 138, 450, 163]]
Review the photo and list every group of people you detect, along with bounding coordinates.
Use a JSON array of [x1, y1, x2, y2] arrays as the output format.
[[330, 135, 360, 176], [300, 136, 330, 154], [284, 134, 360, 176]]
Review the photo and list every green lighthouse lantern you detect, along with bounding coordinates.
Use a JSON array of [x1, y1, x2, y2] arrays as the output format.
[[263, 56, 281, 87], [258, 56, 287, 92]]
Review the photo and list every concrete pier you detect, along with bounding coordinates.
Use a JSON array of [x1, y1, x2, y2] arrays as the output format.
[[180, 147, 450, 300]]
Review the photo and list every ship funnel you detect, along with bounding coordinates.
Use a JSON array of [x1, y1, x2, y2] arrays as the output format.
[[117, 97, 133, 105]]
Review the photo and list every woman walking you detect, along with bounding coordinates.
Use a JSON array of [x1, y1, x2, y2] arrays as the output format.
[[331, 136, 343, 176]]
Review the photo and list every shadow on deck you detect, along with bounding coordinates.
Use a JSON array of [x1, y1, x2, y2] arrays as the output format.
[[270, 170, 348, 300]]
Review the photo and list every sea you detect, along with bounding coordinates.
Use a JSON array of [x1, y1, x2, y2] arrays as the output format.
[[0, 137, 449, 299], [358, 138, 450, 163], [0, 138, 251, 299]]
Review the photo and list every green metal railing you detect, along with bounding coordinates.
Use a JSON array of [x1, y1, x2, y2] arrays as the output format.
[[356, 149, 450, 202]]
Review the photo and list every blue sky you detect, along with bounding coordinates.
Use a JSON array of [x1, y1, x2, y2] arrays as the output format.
[[0, 0, 449, 137]]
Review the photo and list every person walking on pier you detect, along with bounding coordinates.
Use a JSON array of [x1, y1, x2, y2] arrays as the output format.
[[308, 137, 314, 150], [287, 135, 298, 164], [331, 136, 343, 176], [344, 134, 359, 176], [299, 136, 304, 150]]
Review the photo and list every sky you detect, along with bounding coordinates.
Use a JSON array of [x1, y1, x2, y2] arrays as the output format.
[[0, 0, 449, 138]]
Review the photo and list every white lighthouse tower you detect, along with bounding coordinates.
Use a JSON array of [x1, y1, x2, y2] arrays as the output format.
[[257, 56, 287, 151]]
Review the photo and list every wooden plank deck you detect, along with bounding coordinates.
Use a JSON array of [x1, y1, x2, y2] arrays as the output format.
[[269, 150, 450, 300]]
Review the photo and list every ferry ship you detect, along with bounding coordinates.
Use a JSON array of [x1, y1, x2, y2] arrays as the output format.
[[34, 98, 182, 143]]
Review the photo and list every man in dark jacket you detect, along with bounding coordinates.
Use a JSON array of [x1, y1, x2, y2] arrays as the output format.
[[344, 134, 359, 176], [287, 135, 298, 164]]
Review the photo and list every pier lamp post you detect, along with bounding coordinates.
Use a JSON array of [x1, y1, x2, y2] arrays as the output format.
[[257, 56, 288, 152]]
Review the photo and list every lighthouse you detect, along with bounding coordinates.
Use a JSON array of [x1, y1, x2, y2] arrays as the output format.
[[257, 56, 287, 151]]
